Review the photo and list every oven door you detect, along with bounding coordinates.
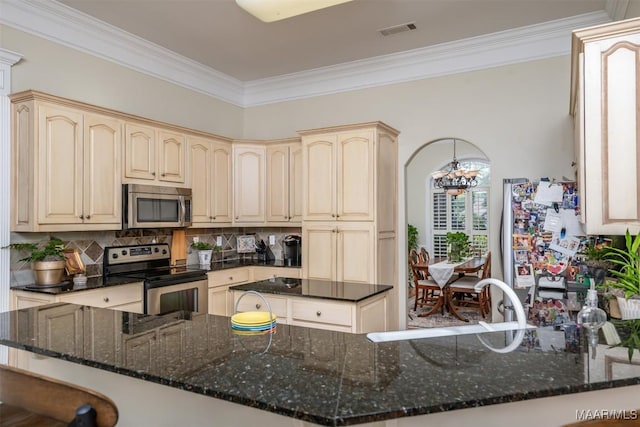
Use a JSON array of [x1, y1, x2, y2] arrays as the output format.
[[145, 277, 208, 315]]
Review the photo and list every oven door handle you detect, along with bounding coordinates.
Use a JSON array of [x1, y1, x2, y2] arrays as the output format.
[[145, 275, 207, 289]]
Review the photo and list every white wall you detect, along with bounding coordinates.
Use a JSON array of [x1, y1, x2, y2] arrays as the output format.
[[0, 25, 244, 137], [244, 56, 575, 325]]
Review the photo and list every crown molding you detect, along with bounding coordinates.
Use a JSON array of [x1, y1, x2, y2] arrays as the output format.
[[0, 0, 245, 106], [244, 11, 611, 106], [606, 0, 630, 20], [0, 1, 612, 108]]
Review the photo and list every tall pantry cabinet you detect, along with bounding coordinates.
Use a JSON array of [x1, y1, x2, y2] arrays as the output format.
[[570, 17, 640, 235], [300, 122, 398, 288]]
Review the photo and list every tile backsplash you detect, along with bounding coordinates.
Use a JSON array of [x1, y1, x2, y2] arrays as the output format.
[[9, 227, 301, 282]]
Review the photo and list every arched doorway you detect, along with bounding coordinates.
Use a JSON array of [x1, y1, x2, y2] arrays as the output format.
[[405, 138, 490, 327]]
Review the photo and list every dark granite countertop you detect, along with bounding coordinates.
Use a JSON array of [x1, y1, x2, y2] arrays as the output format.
[[10, 259, 300, 296], [1, 304, 639, 426], [230, 277, 393, 302]]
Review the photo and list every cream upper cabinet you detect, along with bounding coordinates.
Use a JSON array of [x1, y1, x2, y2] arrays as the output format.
[[266, 140, 302, 224], [124, 124, 186, 185], [233, 143, 266, 224], [303, 222, 375, 283], [299, 122, 398, 295], [11, 95, 123, 231], [188, 136, 232, 226], [571, 17, 640, 235], [301, 129, 374, 221]]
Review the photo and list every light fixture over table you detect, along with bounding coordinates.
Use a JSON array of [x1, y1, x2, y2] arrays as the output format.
[[236, 0, 353, 22], [432, 139, 479, 197]]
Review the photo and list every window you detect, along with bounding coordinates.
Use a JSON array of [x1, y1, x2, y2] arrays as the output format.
[[431, 160, 490, 259]]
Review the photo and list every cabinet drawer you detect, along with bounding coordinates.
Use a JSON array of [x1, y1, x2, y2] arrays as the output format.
[[291, 299, 352, 327], [233, 292, 287, 320], [208, 268, 250, 288], [58, 283, 143, 308]]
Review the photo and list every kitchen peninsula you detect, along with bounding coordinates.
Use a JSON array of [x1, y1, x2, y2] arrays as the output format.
[[2, 305, 640, 427]]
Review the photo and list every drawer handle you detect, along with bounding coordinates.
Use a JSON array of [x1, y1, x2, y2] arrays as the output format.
[[255, 303, 261, 309], [316, 311, 322, 317], [103, 297, 109, 303]]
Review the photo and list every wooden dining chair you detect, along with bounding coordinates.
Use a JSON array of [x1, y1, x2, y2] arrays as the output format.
[[0, 363, 119, 427], [448, 251, 492, 318], [409, 248, 443, 316]]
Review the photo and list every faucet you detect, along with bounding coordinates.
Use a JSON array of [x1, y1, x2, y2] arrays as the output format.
[[473, 278, 527, 353]]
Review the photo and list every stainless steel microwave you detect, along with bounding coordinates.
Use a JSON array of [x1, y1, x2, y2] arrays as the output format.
[[123, 184, 192, 229]]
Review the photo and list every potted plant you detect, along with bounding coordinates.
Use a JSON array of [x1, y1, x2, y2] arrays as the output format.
[[191, 241, 220, 265], [407, 224, 418, 252], [603, 229, 640, 319], [446, 232, 470, 262], [7, 237, 66, 285]]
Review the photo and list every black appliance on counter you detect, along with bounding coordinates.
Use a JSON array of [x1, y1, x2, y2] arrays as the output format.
[[255, 239, 275, 263], [103, 243, 208, 315], [283, 235, 302, 267]]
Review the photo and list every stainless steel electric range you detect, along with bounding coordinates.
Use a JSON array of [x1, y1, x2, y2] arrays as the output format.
[[103, 243, 208, 315]]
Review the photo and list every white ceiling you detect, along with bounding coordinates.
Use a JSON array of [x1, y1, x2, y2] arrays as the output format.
[[57, 0, 609, 81]]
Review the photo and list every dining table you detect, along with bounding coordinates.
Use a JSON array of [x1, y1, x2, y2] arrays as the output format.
[[417, 257, 485, 320]]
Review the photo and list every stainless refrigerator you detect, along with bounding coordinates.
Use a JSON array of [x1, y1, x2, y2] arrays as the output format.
[[501, 178, 583, 323]]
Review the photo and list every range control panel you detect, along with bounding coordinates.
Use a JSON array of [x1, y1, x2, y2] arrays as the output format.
[[104, 243, 170, 265]]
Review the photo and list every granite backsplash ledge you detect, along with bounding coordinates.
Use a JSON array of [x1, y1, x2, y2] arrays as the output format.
[[8, 227, 301, 282]]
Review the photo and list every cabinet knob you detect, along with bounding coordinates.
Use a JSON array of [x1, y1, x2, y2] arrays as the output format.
[[255, 303, 261, 309], [336, 214, 340, 218], [235, 216, 239, 220], [229, 276, 233, 280], [152, 172, 156, 176], [331, 214, 335, 218], [86, 215, 91, 220], [316, 311, 322, 317], [103, 297, 109, 303], [213, 216, 216, 220], [79, 214, 84, 219], [161, 173, 166, 177]]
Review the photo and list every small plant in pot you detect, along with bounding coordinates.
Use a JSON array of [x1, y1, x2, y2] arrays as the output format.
[[191, 241, 220, 265], [603, 230, 640, 319], [446, 232, 470, 262], [7, 237, 66, 285]]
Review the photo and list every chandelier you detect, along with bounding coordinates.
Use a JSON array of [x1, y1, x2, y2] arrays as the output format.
[[431, 139, 479, 197]]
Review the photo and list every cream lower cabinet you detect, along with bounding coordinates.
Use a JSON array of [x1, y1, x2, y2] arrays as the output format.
[[207, 268, 250, 316], [188, 136, 233, 226], [11, 282, 144, 313], [571, 17, 640, 234], [303, 222, 375, 283], [232, 290, 388, 333], [11, 95, 122, 231], [266, 140, 302, 224]]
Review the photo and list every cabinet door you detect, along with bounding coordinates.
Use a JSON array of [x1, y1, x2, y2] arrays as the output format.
[[289, 143, 303, 223], [37, 104, 83, 224], [158, 130, 186, 183], [124, 123, 156, 180], [188, 137, 213, 225], [211, 141, 233, 223], [303, 223, 338, 281], [583, 34, 640, 234], [37, 304, 84, 356], [122, 330, 157, 373], [266, 144, 290, 222], [233, 145, 266, 223], [337, 130, 374, 221], [337, 222, 375, 284], [208, 286, 231, 316], [83, 113, 122, 225], [84, 308, 120, 364], [303, 135, 336, 221]]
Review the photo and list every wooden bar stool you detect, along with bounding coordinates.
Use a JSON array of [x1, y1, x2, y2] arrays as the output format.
[[0, 364, 118, 427]]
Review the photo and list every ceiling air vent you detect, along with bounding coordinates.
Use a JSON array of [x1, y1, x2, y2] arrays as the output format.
[[379, 22, 417, 37]]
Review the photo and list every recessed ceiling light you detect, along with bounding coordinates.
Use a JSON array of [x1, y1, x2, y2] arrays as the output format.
[[236, 0, 353, 23]]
